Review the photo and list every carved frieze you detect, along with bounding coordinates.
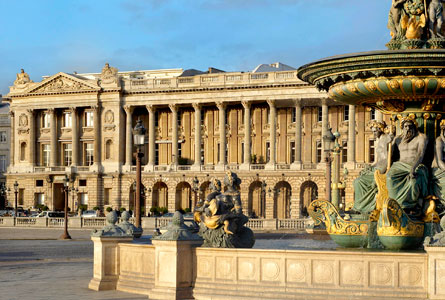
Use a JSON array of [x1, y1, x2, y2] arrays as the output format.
[[29, 75, 94, 94]]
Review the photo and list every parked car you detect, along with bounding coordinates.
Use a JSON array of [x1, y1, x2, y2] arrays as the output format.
[[81, 210, 97, 218], [37, 211, 64, 218], [160, 212, 174, 218]]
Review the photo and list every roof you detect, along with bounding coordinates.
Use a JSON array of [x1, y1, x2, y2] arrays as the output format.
[[252, 62, 296, 73]]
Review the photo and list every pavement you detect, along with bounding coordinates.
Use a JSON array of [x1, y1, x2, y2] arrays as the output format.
[[0, 228, 336, 300]]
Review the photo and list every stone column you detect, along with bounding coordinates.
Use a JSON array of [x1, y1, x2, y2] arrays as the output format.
[[192, 103, 202, 170], [266, 99, 276, 170], [292, 99, 302, 169], [346, 105, 356, 169], [9, 111, 14, 167], [49, 109, 57, 167], [320, 99, 329, 165], [146, 105, 156, 169], [216, 102, 226, 169], [123, 105, 133, 168], [169, 104, 178, 166], [240, 100, 251, 170], [70, 107, 79, 167], [376, 110, 383, 122], [27, 109, 35, 166], [92, 105, 101, 167]]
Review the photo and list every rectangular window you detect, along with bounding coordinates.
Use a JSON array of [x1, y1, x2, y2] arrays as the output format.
[[35, 193, 45, 206], [177, 111, 181, 127], [80, 193, 88, 205], [84, 143, 94, 166], [63, 143, 72, 166], [85, 111, 94, 127], [36, 180, 44, 187], [317, 107, 322, 122], [43, 113, 51, 128], [290, 141, 296, 163], [241, 142, 244, 164], [369, 140, 375, 162], [291, 108, 296, 123], [201, 109, 205, 126], [104, 188, 111, 206], [0, 131, 6, 143], [178, 142, 182, 159], [63, 112, 72, 127], [341, 141, 348, 164], [42, 144, 50, 167], [343, 106, 349, 122], [19, 188, 24, 206], [217, 142, 220, 163], [225, 143, 229, 163], [316, 140, 322, 163], [79, 179, 87, 187], [370, 108, 376, 120], [200, 142, 204, 164], [266, 142, 270, 163], [0, 155, 6, 172], [155, 143, 159, 165]]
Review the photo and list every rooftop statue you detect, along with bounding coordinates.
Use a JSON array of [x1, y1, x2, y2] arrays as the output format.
[[386, 116, 429, 215], [351, 121, 394, 215], [194, 172, 255, 248], [14, 69, 33, 85]]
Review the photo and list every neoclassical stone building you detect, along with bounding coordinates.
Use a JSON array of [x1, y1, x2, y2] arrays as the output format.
[[4, 64, 389, 218]]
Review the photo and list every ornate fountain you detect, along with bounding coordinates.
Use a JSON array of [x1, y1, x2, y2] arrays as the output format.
[[298, 1, 445, 250]]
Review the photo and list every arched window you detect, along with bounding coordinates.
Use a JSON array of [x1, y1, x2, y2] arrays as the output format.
[[105, 140, 112, 160], [20, 142, 26, 161]]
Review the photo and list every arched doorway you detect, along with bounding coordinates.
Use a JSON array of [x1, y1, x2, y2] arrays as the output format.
[[175, 182, 192, 211], [300, 181, 318, 217], [129, 182, 146, 212], [248, 181, 265, 218], [274, 181, 291, 219], [152, 182, 168, 209]]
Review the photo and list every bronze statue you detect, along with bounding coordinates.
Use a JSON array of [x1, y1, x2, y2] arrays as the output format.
[[431, 120, 445, 212], [194, 172, 254, 248], [388, 0, 408, 39], [428, 0, 445, 38]]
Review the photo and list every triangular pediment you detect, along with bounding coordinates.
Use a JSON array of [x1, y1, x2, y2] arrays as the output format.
[[26, 72, 100, 95]]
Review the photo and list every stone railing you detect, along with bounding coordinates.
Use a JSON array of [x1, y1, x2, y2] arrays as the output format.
[[0, 216, 309, 231], [124, 71, 302, 91], [250, 164, 266, 170]]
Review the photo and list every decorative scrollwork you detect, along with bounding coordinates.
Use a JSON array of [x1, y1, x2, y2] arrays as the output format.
[[308, 200, 368, 235]]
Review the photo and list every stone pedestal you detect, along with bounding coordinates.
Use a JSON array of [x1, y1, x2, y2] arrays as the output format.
[[148, 239, 202, 300], [425, 246, 445, 299], [88, 236, 133, 291]]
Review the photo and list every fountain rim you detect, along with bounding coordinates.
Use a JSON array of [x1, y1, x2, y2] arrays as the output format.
[[297, 49, 445, 88]]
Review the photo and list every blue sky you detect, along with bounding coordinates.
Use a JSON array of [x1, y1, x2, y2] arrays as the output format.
[[0, 0, 390, 95]]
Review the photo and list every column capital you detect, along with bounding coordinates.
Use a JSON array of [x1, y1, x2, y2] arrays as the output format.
[[91, 105, 100, 112], [47, 108, 55, 115], [266, 99, 276, 107], [216, 101, 226, 110], [168, 103, 177, 112], [8, 110, 15, 117], [146, 104, 156, 113], [123, 105, 134, 115], [69, 107, 77, 113], [192, 103, 201, 111], [241, 100, 251, 109], [294, 98, 302, 107], [26, 109, 34, 116]]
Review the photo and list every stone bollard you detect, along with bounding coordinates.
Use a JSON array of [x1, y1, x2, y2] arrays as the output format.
[[148, 211, 202, 300], [88, 211, 134, 291], [88, 236, 133, 291]]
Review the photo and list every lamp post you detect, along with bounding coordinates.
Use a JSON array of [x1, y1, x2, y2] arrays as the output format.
[[133, 119, 146, 231], [261, 180, 267, 218], [13, 181, 18, 217], [323, 128, 335, 203], [331, 131, 342, 210], [192, 176, 199, 208], [59, 175, 71, 240]]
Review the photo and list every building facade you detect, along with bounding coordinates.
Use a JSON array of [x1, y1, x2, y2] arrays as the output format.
[[5, 64, 389, 218], [0, 98, 10, 209]]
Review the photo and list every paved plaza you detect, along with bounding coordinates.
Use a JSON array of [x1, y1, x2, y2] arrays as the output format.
[[0, 228, 336, 300]]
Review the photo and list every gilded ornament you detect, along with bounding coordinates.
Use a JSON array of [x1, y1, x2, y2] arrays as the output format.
[[335, 86, 344, 95], [366, 81, 377, 91], [389, 79, 400, 89], [415, 79, 425, 89], [347, 83, 357, 93], [440, 79, 445, 88]]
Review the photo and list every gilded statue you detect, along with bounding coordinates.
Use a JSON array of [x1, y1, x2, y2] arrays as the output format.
[[14, 69, 33, 85], [386, 117, 429, 215], [388, 0, 408, 39], [194, 172, 255, 248], [350, 121, 393, 214]]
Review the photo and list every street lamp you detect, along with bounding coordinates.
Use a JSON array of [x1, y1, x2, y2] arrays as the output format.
[[59, 175, 71, 240], [331, 131, 342, 210], [133, 119, 146, 233], [261, 180, 267, 218], [192, 176, 199, 208], [13, 181, 18, 218], [323, 128, 335, 203]]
